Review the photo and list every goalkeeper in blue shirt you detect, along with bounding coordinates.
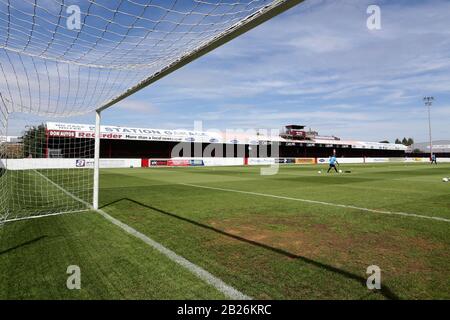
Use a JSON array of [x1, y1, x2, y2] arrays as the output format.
[[431, 154, 437, 165], [327, 155, 339, 173]]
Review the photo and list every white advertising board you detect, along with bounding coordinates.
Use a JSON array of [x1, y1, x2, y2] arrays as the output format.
[[317, 157, 365, 164], [3, 158, 141, 170], [247, 158, 276, 165]]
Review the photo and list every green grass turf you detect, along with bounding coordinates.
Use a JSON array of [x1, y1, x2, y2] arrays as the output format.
[[1, 162, 449, 299], [5, 169, 93, 219], [0, 211, 227, 299]]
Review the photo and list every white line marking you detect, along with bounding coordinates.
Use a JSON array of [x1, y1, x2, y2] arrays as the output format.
[[95, 207, 250, 300], [30, 170, 251, 300], [4, 209, 89, 223], [33, 169, 90, 207], [181, 183, 450, 223]]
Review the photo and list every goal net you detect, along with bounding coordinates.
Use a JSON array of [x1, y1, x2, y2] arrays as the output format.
[[0, 0, 301, 224]]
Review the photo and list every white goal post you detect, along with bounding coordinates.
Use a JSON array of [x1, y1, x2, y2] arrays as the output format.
[[0, 0, 303, 223]]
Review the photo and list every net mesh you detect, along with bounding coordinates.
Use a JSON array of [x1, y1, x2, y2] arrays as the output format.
[[0, 99, 8, 223], [2, 114, 94, 223], [0, 0, 282, 115], [0, 0, 293, 223]]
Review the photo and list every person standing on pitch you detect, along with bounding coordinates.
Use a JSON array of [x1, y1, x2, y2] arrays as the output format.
[[327, 154, 339, 173], [431, 154, 437, 165]]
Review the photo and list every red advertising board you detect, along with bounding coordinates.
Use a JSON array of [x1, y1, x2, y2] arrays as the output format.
[[150, 160, 168, 166], [47, 130, 123, 140], [167, 159, 190, 166], [47, 130, 76, 138]]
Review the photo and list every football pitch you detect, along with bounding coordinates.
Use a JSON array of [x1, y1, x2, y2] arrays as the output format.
[[1, 163, 449, 299]]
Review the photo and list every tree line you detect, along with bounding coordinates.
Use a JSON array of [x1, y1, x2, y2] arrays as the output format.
[[21, 124, 47, 158], [379, 137, 414, 146]]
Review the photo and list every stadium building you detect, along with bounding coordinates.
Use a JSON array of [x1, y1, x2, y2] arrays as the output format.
[[44, 123, 407, 162], [408, 140, 450, 156]]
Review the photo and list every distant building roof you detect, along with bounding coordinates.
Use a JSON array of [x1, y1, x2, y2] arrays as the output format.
[[285, 125, 306, 129], [0, 136, 20, 143], [46, 122, 407, 151], [410, 140, 450, 153]]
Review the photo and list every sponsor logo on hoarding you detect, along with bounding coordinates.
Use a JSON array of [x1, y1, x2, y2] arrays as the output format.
[[167, 159, 190, 166], [77, 132, 124, 139], [276, 158, 295, 164], [189, 160, 204, 166], [75, 159, 86, 167], [47, 122, 209, 138], [150, 160, 168, 166], [295, 158, 315, 165], [48, 130, 76, 138], [248, 158, 275, 165], [46, 122, 221, 143], [372, 158, 388, 162], [318, 158, 326, 163]]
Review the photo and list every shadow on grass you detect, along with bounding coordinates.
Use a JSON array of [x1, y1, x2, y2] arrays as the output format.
[[0, 235, 47, 256], [101, 198, 400, 300]]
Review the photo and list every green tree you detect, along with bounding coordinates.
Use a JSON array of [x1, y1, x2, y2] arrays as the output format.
[[407, 137, 414, 146], [379, 140, 389, 143], [402, 137, 408, 145], [21, 124, 47, 158], [395, 138, 401, 144]]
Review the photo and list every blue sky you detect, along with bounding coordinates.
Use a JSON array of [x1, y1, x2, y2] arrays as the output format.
[[6, 0, 450, 143]]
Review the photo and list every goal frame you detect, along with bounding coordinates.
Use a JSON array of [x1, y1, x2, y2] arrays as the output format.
[[91, 0, 303, 209]]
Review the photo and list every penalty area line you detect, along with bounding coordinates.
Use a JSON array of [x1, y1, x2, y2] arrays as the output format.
[[180, 183, 450, 223], [32, 170, 251, 300]]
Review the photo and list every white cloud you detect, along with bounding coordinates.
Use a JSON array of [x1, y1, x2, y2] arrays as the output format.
[[289, 35, 352, 53], [115, 99, 159, 114]]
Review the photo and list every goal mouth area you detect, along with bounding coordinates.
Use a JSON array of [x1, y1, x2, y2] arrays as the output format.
[[1, 114, 94, 223], [0, 0, 304, 222], [2, 168, 92, 222]]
